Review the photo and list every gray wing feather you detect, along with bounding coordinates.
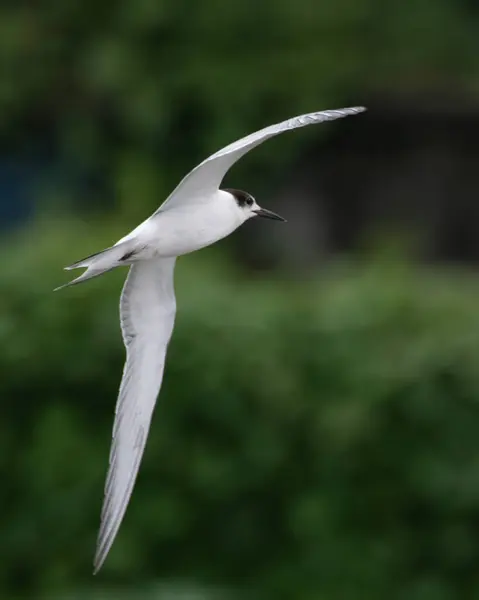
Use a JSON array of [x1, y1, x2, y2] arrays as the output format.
[[156, 106, 366, 212], [93, 258, 177, 573]]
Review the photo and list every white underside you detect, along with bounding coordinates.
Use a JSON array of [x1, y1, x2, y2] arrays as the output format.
[[116, 190, 245, 260]]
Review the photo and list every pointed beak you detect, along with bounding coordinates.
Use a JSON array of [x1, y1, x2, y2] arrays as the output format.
[[253, 208, 287, 222]]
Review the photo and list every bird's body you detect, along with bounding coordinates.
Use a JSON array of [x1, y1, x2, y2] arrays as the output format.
[[56, 106, 366, 572], [118, 190, 246, 260]]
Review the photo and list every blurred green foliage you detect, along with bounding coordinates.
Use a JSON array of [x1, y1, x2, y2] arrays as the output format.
[[2, 221, 479, 598], [2, 1, 479, 598]]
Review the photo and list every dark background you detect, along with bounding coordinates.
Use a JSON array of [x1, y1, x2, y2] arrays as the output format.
[[2, 1, 479, 598]]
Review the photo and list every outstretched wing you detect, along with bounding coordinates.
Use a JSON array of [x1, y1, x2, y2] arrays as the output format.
[[155, 106, 366, 212], [94, 258, 177, 574]]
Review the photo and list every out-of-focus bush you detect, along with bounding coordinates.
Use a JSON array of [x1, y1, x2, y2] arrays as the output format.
[[54, 581, 233, 600], [2, 221, 479, 599]]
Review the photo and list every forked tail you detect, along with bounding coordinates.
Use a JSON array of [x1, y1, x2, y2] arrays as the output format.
[[54, 240, 136, 291]]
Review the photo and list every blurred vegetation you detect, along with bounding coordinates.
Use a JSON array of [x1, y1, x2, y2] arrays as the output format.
[[2, 0, 479, 598], [1, 221, 479, 598]]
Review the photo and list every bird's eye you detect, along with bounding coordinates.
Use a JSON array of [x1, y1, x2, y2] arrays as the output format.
[[246, 198, 253, 206]]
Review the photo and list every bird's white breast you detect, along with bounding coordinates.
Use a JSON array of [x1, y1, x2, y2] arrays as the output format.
[[131, 190, 244, 259]]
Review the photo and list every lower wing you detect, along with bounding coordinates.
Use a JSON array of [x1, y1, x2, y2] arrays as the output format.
[[94, 257, 177, 573]]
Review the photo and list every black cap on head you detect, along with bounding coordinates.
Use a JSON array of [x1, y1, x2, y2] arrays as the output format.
[[223, 187, 286, 222], [223, 188, 255, 207]]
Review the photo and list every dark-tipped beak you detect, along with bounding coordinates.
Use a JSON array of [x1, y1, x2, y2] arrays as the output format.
[[253, 208, 287, 222]]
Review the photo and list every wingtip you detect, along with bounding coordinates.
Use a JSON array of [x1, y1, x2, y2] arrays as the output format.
[[326, 106, 367, 120], [92, 548, 106, 575], [348, 106, 367, 113]]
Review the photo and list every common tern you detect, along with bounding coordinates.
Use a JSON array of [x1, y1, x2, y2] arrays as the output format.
[[56, 105, 366, 572]]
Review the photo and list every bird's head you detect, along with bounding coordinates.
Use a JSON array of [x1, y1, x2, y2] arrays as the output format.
[[224, 188, 286, 223]]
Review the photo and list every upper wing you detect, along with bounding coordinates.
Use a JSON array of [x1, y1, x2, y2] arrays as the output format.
[[155, 106, 366, 212], [93, 258, 177, 574]]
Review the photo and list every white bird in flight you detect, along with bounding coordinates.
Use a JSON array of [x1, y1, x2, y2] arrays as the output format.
[[56, 105, 366, 573]]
